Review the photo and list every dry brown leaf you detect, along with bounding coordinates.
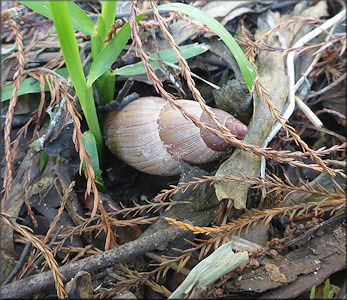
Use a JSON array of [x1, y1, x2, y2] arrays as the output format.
[[264, 263, 287, 283]]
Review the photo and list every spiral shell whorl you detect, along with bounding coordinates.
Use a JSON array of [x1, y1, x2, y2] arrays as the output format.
[[103, 97, 247, 176], [104, 97, 181, 175]]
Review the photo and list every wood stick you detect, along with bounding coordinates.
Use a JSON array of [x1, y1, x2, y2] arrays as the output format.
[[0, 226, 186, 299]]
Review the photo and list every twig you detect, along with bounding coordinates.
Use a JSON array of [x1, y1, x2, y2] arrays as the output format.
[[115, 78, 135, 103], [1, 242, 32, 286], [24, 226, 63, 278], [0, 213, 67, 298], [267, 8, 346, 146], [260, 9, 346, 178], [307, 73, 346, 99], [29, 98, 66, 152], [146, 252, 190, 276], [290, 121, 346, 142], [23, 67, 69, 87], [293, 23, 339, 127], [0, 226, 186, 299], [295, 95, 323, 128], [97, 92, 139, 114], [292, 23, 338, 93]]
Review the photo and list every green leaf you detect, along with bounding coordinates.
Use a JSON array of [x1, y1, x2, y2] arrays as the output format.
[[101, 1, 117, 42], [65, 1, 96, 36], [19, 1, 96, 36], [87, 23, 130, 87], [1, 68, 70, 102], [39, 151, 48, 171], [2, 78, 47, 101], [113, 43, 209, 76], [310, 285, 316, 300], [87, 14, 146, 87], [82, 131, 107, 192], [328, 286, 337, 299], [156, 3, 258, 91], [50, 2, 103, 153], [18, 1, 52, 19], [323, 279, 330, 299]]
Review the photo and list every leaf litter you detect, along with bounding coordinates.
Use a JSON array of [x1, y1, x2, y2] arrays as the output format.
[[0, 1, 345, 299]]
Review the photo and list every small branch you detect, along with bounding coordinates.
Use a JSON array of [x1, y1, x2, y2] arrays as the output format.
[[146, 252, 190, 276], [115, 78, 135, 103], [260, 9, 346, 179], [29, 98, 66, 152], [0, 226, 186, 299], [295, 95, 323, 128], [1, 242, 32, 286], [268, 9, 346, 145], [307, 73, 346, 99], [97, 92, 139, 114], [23, 67, 69, 87]]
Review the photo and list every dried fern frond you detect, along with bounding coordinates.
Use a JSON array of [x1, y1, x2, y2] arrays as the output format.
[[2, 22, 25, 209], [61, 84, 117, 250], [113, 199, 190, 217], [165, 198, 346, 236], [155, 171, 345, 203], [0, 212, 67, 298]]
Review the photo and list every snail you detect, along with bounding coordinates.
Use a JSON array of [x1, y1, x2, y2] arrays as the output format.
[[103, 97, 247, 176]]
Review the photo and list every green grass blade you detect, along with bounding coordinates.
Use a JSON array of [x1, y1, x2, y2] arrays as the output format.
[[113, 43, 209, 76], [1, 68, 70, 102], [310, 285, 316, 299], [324, 279, 331, 299], [156, 3, 258, 91], [2, 78, 48, 101], [101, 1, 117, 41], [39, 151, 48, 171], [87, 23, 130, 87], [65, 1, 96, 36], [49, 2, 102, 152], [328, 286, 337, 299], [91, 21, 105, 60], [92, 1, 117, 104], [95, 71, 116, 105], [87, 14, 146, 87], [82, 131, 107, 192], [19, 1, 96, 36]]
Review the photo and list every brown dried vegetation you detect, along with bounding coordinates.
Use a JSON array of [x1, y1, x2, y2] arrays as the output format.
[[1, 1, 345, 299]]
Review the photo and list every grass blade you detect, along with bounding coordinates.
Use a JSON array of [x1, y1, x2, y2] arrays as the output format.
[[156, 3, 258, 91], [50, 2, 102, 152], [82, 131, 107, 192], [310, 285, 316, 299], [1, 68, 70, 102], [87, 14, 146, 87], [93, 1, 117, 105], [113, 43, 209, 76], [101, 1, 117, 41], [19, 1, 96, 36]]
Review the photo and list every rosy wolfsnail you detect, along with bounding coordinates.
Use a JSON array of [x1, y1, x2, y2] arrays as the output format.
[[103, 97, 247, 176]]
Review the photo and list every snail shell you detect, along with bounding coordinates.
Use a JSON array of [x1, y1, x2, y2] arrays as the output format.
[[103, 97, 247, 176]]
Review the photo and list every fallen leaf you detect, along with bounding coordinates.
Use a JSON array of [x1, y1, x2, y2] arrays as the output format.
[[265, 263, 287, 283]]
